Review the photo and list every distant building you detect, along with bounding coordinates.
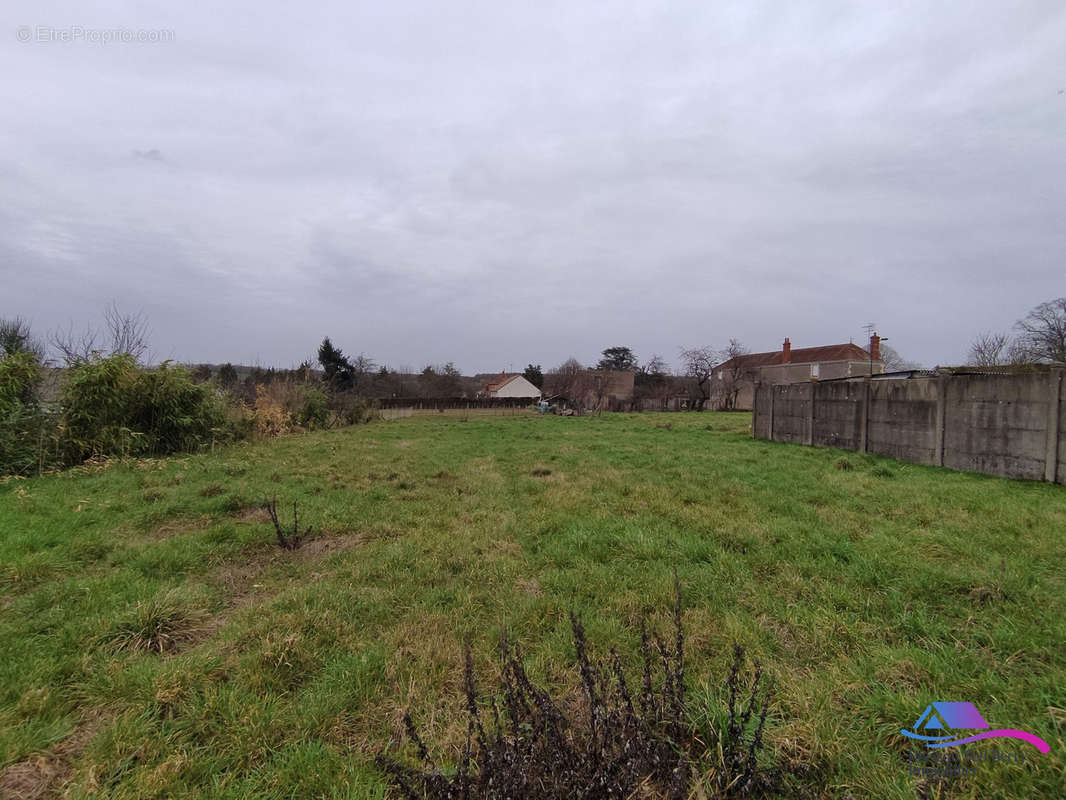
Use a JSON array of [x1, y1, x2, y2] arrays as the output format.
[[585, 369, 635, 410], [481, 373, 542, 399], [543, 369, 635, 411], [714, 334, 884, 410]]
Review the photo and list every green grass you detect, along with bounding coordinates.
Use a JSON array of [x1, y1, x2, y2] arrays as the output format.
[[0, 412, 1063, 798]]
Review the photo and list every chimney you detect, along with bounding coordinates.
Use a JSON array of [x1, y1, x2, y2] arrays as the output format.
[[869, 333, 881, 362], [782, 337, 791, 364]]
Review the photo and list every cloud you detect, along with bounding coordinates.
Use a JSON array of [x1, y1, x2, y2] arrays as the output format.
[[2, 0, 1065, 370], [132, 148, 166, 162]]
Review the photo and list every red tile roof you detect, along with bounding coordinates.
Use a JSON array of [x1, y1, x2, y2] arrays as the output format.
[[719, 342, 874, 370], [485, 373, 520, 392]]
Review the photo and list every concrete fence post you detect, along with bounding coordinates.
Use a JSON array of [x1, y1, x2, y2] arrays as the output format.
[[859, 378, 870, 453], [934, 374, 948, 467], [1046, 368, 1063, 483], [806, 382, 815, 446], [768, 384, 775, 441], [752, 383, 760, 438]]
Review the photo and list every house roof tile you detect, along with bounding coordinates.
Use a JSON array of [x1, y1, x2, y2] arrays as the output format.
[[485, 373, 520, 392], [719, 342, 874, 370]]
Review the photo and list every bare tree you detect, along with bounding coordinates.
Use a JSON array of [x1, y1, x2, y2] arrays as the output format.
[[641, 355, 670, 382], [51, 303, 151, 364], [679, 346, 719, 411], [1015, 297, 1066, 363], [878, 343, 922, 372], [634, 354, 670, 405], [50, 321, 99, 365], [417, 362, 463, 398], [713, 339, 752, 410], [588, 370, 610, 412], [439, 362, 463, 396], [544, 358, 590, 406], [104, 303, 150, 362], [968, 331, 1010, 367], [351, 354, 377, 382]]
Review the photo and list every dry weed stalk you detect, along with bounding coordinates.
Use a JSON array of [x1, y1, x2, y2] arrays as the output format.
[[265, 496, 310, 550], [379, 578, 778, 798]]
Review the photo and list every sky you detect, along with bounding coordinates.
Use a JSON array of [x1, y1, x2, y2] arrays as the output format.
[[2, 1, 1064, 373]]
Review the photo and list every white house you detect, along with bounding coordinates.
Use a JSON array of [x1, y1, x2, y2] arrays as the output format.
[[483, 373, 541, 399]]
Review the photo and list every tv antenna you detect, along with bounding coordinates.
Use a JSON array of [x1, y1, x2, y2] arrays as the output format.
[[862, 322, 877, 338]]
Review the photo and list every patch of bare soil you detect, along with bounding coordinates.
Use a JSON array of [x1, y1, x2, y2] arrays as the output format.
[[146, 515, 213, 541], [208, 547, 281, 609], [0, 717, 105, 800], [205, 529, 385, 630], [233, 506, 271, 524], [297, 531, 368, 558], [515, 577, 541, 596]]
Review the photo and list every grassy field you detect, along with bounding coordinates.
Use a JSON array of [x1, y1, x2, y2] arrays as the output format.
[[1, 412, 1063, 798]]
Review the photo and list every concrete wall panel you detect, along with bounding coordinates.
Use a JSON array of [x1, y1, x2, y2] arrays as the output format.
[[867, 380, 938, 465], [942, 374, 1049, 481], [771, 383, 810, 444], [1058, 373, 1066, 485], [811, 381, 863, 450], [754, 372, 1064, 482], [752, 385, 772, 439]]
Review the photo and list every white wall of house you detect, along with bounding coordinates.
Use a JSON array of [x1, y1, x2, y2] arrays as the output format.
[[491, 376, 541, 398]]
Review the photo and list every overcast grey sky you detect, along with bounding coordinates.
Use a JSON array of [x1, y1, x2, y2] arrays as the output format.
[[3, 1, 1064, 372]]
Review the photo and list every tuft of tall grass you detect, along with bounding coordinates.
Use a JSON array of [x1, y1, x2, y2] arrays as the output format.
[[100, 590, 209, 654]]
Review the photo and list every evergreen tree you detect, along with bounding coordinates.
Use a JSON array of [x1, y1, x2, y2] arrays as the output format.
[[217, 363, 238, 387], [597, 346, 638, 371], [317, 337, 354, 390], [523, 363, 544, 388]]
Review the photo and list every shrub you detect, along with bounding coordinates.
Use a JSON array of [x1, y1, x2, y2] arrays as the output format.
[[128, 362, 227, 453], [0, 350, 62, 476], [252, 383, 297, 437], [219, 393, 255, 442], [0, 350, 43, 409], [294, 384, 329, 429], [61, 353, 142, 458], [0, 402, 61, 477], [328, 391, 376, 427], [61, 354, 226, 460], [251, 381, 363, 435]]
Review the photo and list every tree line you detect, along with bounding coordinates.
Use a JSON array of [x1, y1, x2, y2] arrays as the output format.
[[968, 298, 1066, 367], [4, 296, 1063, 474]]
